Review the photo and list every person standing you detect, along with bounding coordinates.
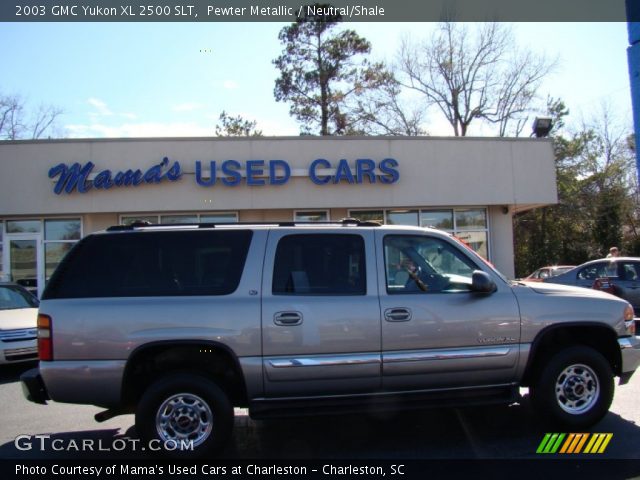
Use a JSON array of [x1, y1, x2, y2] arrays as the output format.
[[607, 247, 620, 258]]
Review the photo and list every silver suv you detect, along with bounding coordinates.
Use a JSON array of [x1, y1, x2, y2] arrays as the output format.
[[21, 220, 640, 456]]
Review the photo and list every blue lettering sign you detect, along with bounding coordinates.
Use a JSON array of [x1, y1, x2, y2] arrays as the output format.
[[309, 159, 332, 185], [355, 159, 376, 184], [378, 158, 400, 184], [246, 160, 265, 186], [195, 161, 216, 187], [113, 169, 144, 187], [221, 160, 242, 186], [93, 169, 114, 189], [48, 158, 182, 195], [333, 159, 355, 184], [49, 162, 94, 194], [166, 160, 182, 181], [49, 157, 399, 194], [269, 160, 290, 185]]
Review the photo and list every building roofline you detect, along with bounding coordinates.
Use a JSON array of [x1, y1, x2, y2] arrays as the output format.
[[0, 135, 553, 146]]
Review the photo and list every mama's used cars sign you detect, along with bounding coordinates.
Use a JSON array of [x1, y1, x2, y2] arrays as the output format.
[[48, 157, 400, 195]]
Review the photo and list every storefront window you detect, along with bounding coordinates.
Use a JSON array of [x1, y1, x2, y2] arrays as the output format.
[[121, 213, 239, 225], [44, 218, 81, 283], [122, 216, 157, 226], [200, 213, 238, 223], [44, 219, 81, 241], [6, 220, 41, 234], [351, 207, 489, 260], [349, 210, 384, 224], [387, 210, 418, 226], [420, 210, 453, 230], [455, 209, 487, 229], [45, 243, 74, 280], [161, 215, 198, 224], [294, 211, 329, 222]]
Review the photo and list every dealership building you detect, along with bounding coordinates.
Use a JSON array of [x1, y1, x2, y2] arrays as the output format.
[[0, 136, 556, 296]]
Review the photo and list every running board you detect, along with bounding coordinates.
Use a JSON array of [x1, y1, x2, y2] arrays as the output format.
[[249, 384, 519, 420]]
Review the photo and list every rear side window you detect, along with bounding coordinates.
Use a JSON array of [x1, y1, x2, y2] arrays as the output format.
[[43, 230, 252, 299], [272, 234, 366, 295]]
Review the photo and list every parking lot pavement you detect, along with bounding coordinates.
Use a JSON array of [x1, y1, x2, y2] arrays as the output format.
[[1, 362, 640, 460]]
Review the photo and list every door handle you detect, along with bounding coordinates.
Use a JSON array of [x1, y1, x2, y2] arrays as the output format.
[[384, 308, 412, 322], [274, 311, 303, 326]]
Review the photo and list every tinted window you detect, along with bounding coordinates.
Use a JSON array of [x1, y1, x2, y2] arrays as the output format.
[[272, 234, 366, 295], [43, 230, 252, 299]]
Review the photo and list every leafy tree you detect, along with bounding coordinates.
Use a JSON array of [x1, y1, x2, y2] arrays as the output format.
[[0, 92, 63, 140], [514, 99, 637, 277], [273, 4, 386, 135], [214, 111, 262, 137], [397, 22, 555, 137]]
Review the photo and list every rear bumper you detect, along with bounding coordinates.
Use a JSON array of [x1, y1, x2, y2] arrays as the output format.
[[20, 367, 49, 405], [618, 336, 640, 385], [40, 360, 125, 408]]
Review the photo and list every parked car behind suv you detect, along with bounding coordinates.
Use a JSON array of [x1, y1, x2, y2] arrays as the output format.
[[522, 265, 576, 282], [21, 221, 640, 456], [544, 257, 640, 317], [0, 283, 39, 365]]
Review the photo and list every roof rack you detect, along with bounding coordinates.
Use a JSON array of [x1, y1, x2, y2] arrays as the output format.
[[105, 217, 382, 232]]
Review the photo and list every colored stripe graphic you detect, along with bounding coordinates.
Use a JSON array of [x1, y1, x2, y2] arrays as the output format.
[[536, 433, 565, 453], [537, 433, 613, 454], [584, 433, 613, 454]]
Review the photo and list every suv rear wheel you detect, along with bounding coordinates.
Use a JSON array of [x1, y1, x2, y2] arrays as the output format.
[[135, 373, 234, 457], [530, 346, 613, 428]]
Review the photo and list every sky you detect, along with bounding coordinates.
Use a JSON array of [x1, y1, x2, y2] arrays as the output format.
[[0, 21, 634, 138]]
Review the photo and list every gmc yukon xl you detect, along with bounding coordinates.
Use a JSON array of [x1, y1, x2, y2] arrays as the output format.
[[21, 220, 640, 455]]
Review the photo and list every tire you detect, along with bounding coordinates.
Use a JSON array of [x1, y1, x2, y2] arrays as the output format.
[[530, 346, 614, 428], [135, 373, 234, 457]]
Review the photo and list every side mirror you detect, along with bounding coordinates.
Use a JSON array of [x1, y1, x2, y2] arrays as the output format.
[[472, 270, 496, 294]]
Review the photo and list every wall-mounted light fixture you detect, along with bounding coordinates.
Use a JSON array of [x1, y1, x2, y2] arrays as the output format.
[[532, 117, 553, 138]]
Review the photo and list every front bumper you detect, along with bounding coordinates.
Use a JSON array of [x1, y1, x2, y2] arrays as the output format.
[[0, 339, 37, 364], [20, 367, 49, 405], [618, 336, 640, 385]]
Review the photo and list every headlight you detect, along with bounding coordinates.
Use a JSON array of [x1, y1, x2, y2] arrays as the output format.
[[624, 304, 635, 336]]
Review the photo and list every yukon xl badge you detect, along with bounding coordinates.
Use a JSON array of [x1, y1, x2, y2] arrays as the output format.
[[478, 337, 517, 344]]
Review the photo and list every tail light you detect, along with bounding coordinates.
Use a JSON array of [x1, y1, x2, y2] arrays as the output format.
[[37, 314, 53, 361]]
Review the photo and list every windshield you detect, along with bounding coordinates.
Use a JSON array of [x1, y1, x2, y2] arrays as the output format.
[[0, 286, 38, 310]]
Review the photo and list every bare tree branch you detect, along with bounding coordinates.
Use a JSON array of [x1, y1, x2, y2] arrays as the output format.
[[397, 22, 556, 137], [0, 93, 63, 140]]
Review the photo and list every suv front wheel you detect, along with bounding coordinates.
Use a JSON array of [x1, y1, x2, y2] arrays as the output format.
[[530, 346, 614, 428], [135, 373, 234, 457]]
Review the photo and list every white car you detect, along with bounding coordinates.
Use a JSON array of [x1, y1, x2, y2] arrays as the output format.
[[0, 283, 39, 364]]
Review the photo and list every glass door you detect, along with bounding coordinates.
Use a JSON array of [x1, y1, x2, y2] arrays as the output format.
[[9, 235, 43, 298]]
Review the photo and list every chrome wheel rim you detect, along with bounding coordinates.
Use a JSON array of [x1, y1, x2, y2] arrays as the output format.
[[555, 363, 599, 415], [156, 392, 213, 448]]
